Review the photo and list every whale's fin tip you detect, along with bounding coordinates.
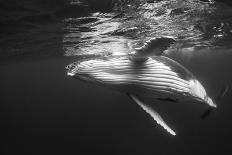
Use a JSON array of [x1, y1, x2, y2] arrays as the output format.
[[127, 93, 176, 136]]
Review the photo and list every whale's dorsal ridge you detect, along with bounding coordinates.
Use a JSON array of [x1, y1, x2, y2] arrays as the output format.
[[127, 93, 176, 136], [129, 37, 176, 62]]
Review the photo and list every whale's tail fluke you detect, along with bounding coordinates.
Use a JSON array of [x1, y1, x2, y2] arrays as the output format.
[[201, 85, 229, 119]]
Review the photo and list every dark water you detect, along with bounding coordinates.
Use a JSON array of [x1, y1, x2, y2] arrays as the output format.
[[1, 0, 232, 154]]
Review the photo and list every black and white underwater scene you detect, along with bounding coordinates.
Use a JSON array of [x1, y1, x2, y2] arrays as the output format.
[[1, 0, 232, 154]]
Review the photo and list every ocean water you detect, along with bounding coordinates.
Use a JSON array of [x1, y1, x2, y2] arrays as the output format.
[[1, 0, 232, 154]]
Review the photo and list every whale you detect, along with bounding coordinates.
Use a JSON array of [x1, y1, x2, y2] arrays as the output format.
[[66, 37, 222, 136]]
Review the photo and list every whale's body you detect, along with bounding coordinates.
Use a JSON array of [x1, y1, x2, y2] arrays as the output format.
[[67, 56, 216, 135], [66, 37, 220, 135], [67, 56, 215, 106]]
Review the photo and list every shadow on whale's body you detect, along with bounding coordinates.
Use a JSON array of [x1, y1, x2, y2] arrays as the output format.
[[66, 38, 217, 136]]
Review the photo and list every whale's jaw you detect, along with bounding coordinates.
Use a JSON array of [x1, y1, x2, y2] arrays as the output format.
[[206, 97, 216, 108], [189, 79, 216, 108]]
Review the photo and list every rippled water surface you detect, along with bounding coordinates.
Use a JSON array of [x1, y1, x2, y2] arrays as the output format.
[[63, 0, 232, 60], [1, 0, 232, 59]]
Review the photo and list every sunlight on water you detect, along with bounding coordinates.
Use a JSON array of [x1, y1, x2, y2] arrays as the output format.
[[63, 13, 131, 57], [62, 0, 232, 61], [0, 0, 232, 59]]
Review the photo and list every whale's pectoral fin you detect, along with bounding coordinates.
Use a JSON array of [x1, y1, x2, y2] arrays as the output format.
[[135, 37, 175, 55], [129, 37, 176, 62], [127, 93, 176, 136]]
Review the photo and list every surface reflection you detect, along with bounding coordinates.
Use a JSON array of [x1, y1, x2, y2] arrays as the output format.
[[62, 0, 232, 64], [63, 13, 131, 57]]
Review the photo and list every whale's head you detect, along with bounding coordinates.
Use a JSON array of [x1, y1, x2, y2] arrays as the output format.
[[188, 79, 216, 108]]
